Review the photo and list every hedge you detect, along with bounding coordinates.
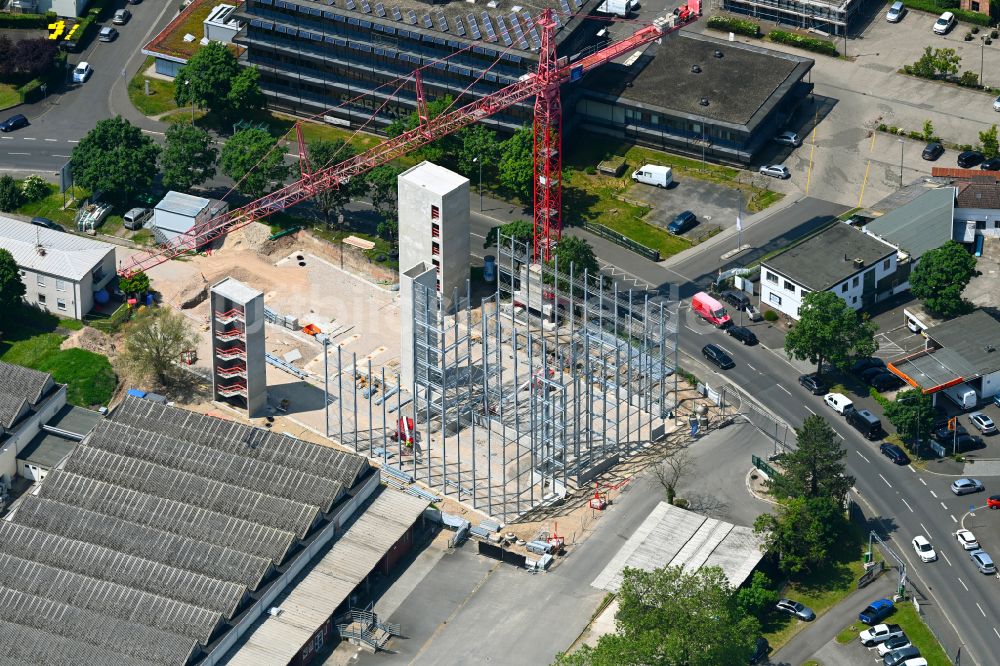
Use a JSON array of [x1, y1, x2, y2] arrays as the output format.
[[706, 15, 760, 37], [901, 0, 993, 25], [0, 11, 56, 29], [768, 30, 840, 56]]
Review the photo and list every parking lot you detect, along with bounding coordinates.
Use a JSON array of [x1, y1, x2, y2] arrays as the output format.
[[625, 176, 742, 239]]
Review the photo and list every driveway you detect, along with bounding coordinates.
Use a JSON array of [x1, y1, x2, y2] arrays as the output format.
[[626, 176, 741, 239]]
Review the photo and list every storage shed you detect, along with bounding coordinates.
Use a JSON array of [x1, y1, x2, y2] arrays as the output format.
[[152, 191, 228, 245]]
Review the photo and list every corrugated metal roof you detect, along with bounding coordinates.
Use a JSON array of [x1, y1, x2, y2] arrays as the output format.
[[0, 216, 113, 281], [154, 191, 210, 218], [863, 187, 955, 260]]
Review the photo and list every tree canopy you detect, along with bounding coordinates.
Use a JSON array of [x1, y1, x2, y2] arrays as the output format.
[[456, 124, 501, 182], [0, 175, 22, 212], [784, 290, 878, 377], [498, 126, 534, 201], [0, 36, 59, 83], [769, 415, 853, 503], [884, 389, 935, 449], [555, 565, 759, 666], [71, 117, 160, 204], [308, 139, 364, 226], [120, 307, 198, 387], [754, 495, 846, 575], [0, 248, 26, 319], [160, 123, 218, 192], [980, 124, 999, 159], [484, 219, 534, 249], [219, 128, 289, 199], [910, 240, 977, 318], [174, 42, 264, 119], [386, 96, 459, 166]]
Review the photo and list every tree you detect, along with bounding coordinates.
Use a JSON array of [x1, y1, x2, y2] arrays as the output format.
[[367, 164, 403, 220], [160, 123, 218, 192], [754, 495, 845, 575], [308, 139, 362, 226], [556, 565, 759, 666], [884, 389, 935, 448], [226, 67, 266, 117], [0, 248, 25, 319], [550, 236, 600, 276], [386, 96, 459, 167], [484, 219, 534, 249], [931, 47, 961, 78], [906, 47, 936, 78], [498, 126, 534, 201], [173, 42, 263, 119], [71, 117, 160, 204], [922, 119, 936, 142], [120, 307, 198, 386], [979, 124, 999, 159], [0, 37, 57, 82], [19, 175, 49, 202], [456, 124, 501, 181], [118, 271, 151, 298], [910, 240, 977, 318], [784, 290, 878, 377], [377, 217, 398, 244], [0, 175, 23, 212], [735, 571, 779, 618], [219, 128, 289, 199], [768, 415, 853, 503], [651, 448, 692, 506]]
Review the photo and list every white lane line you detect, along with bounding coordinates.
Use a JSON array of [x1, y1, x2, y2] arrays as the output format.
[[978, 602, 987, 617], [7, 152, 29, 155], [44, 138, 57, 142], [52, 154, 69, 158], [960, 578, 970, 591], [908, 464, 917, 473], [920, 522, 931, 536], [777, 385, 792, 396], [857, 451, 871, 463], [994, 627, 999, 640], [746, 362, 757, 372], [22, 137, 35, 141], [919, 478, 927, 486], [805, 406, 816, 415], [951, 514, 958, 523], [941, 501, 949, 510], [930, 490, 937, 498], [879, 474, 892, 488], [67, 140, 79, 143], [0, 136, 11, 140], [942, 551, 953, 566], [902, 498, 913, 512]]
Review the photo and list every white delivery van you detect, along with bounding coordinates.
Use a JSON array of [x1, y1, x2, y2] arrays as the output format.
[[597, 0, 636, 16], [942, 382, 978, 410], [631, 164, 673, 188]]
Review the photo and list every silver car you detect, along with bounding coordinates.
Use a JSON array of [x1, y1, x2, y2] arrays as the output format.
[[951, 478, 984, 495], [774, 131, 801, 147], [971, 549, 996, 574], [775, 598, 815, 621], [970, 412, 996, 434], [886, 1, 905, 21], [760, 164, 790, 179]]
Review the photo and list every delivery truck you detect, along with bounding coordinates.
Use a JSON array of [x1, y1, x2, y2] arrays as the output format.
[[691, 291, 731, 328], [941, 382, 978, 410]]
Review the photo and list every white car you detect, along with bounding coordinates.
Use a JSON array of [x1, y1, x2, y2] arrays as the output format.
[[933, 11, 955, 34], [994, 95, 1000, 112], [824, 392, 854, 415], [911, 535, 937, 562], [955, 529, 979, 550], [72, 61, 93, 83], [885, 0, 905, 22], [969, 412, 996, 434], [902, 660, 928, 666], [877, 636, 913, 656], [759, 164, 790, 179]]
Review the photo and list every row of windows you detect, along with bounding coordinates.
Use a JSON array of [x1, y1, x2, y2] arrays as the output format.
[[36, 293, 68, 310], [622, 107, 743, 143], [35, 274, 67, 291]]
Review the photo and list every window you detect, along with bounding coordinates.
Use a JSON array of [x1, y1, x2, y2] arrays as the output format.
[[882, 259, 891, 270], [431, 205, 439, 220], [57, 299, 66, 311], [38, 293, 46, 304], [852, 276, 859, 287], [37, 275, 45, 287], [769, 293, 782, 305], [765, 271, 778, 284], [783, 280, 794, 292], [972, 0, 980, 10], [56, 279, 66, 292], [841, 283, 848, 293], [852, 296, 858, 304]]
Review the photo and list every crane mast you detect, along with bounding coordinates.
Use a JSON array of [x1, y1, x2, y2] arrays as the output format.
[[119, 7, 698, 278]]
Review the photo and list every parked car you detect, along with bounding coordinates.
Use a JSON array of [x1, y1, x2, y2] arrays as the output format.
[[720, 290, 751, 311], [884, 647, 921, 666], [933, 11, 955, 34], [848, 408, 883, 440], [824, 392, 854, 415], [955, 528, 979, 550], [123, 207, 153, 230], [900, 659, 928, 666], [970, 548, 996, 574], [30, 217, 63, 232], [759, 164, 790, 179], [877, 635, 912, 657], [113, 8, 131, 23], [799, 374, 827, 395], [0, 113, 29, 132], [911, 535, 937, 562], [870, 372, 904, 392], [987, 495, 1000, 509], [72, 62, 93, 83], [98, 26, 118, 41], [702, 343, 734, 370], [951, 478, 984, 495], [957, 150, 985, 168], [852, 357, 885, 374], [995, 393, 1000, 408], [726, 326, 758, 345], [970, 412, 997, 434], [668, 210, 697, 235], [774, 131, 802, 147], [880, 442, 910, 465], [860, 623, 904, 646], [921, 142, 943, 161], [750, 637, 769, 665], [982, 157, 1000, 171], [952, 433, 982, 451], [995, 95, 1000, 111], [862, 366, 888, 384], [776, 598, 815, 621], [933, 423, 968, 442], [885, 0, 905, 21], [859, 598, 894, 625]]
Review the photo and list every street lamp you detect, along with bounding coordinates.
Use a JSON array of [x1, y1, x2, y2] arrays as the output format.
[[898, 138, 904, 188], [472, 155, 483, 211], [981, 36, 987, 88]]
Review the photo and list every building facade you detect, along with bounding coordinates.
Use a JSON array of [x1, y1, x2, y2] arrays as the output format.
[[210, 277, 268, 417], [954, 181, 1000, 244], [718, 0, 878, 36]]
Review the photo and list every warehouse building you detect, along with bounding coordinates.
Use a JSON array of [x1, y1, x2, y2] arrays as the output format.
[[0, 395, 428, 665], [0, 216, 116, 320]]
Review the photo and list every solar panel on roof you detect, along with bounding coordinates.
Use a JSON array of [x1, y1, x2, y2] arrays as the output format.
[[406, 9, 417, 23], [375, 2, 385, 15], [467, 14, 481, 39], [481, 12, 496, 41], [437, 12, 448, 30], [572, 0, 582, 8], [498, 19, 512, 46], [510, 14, 528, 48], [560, 0, 571, 13], [422, 13, 432, 27], [391, 5, 401, 19], [455, 16, 466, 35], [345, 0, 355, 9], [360, 0, 370, 11]]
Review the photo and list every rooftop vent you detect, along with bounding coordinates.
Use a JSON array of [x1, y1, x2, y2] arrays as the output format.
[[699, 97, 709, 106], [853, 258, 864, 269], [713, 49, 723, 58], [690, 64, 701, 73], [986, 345, 996, 353]]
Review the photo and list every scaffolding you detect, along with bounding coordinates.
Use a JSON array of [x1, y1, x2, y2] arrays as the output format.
[[327, 234, 680, 522]]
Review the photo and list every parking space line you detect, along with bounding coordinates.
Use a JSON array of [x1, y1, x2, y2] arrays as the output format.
[[941, 501, 948, 510], [920, 522, 931, 536], [879, 474, 892, 488], [902, 498, 913, 512], [942, 552, 952, 566], [930, 490, 937, 498], [978, 602, 987, 617], [908, 464, 917, 473], [777, 385, 791, 396], [951, 514, 958, 523], [994, 627, 999, 640], [857, 451, 870, 463], [920, 478, 927, 486], [960, 578, 969, 591]]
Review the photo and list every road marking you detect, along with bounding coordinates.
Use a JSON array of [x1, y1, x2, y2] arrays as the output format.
[[805, 124, 818, 195], [857, 451, 870, 463], [879, 474, 892, 488], [44, 138, 57, 142], [942, 551, 952, 566], [920, 522, 931, 536], [22, 137, 35, 141], [902, 498, 913, 512], [857, 159, 872, 207], [52, 154, 69, 158], [908, 464, 917, 474], [805, 406, 816, 415], [920, 478, 927, 486], [777, 385, 792, 396], [959, 577, 969, 591], [951, 514, 958, 523], [941, 501, 949, 510], [746, 362, 757, 372], [930, 490, 937, 498], [994, 627, 999, 640], [978, 602, 987, 617], [7, 152, 29, 155], [0, 137, 10, 140], [67, 140, 79, 143]]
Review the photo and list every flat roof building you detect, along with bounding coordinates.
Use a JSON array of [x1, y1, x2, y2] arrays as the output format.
[[153, 191, 229, 246]]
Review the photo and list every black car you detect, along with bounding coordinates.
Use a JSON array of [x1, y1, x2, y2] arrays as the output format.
[[30, 217, 64, 232], [851, 357, 885, 374], [953, 433, 982, 451], [799, 374, 827, 395], [862, 366, 888, 384], [726, 326, 758, 345], [921, 142, 944, 161], [668, 210, 697, 235], [982, 156, 1000, 171], [702, 343, 735, 369], [750, 637, 770, 665], [933, 423, 968, 443], [958, 150, 985, 168], [721, 289, 751, 311], [0, 114, 28, 132], [880, 442, 910, 465], [870, 372, 904, 392]]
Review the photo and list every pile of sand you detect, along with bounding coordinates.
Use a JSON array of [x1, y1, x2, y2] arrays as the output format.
[[61, 326, 117, 357], [221, 221, 272, 254]]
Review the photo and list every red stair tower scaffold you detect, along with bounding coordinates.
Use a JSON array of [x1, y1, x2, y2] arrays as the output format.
[[117, 6, 699, 278]]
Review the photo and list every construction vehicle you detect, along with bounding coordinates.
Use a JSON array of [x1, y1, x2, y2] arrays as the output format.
[[390, 417, 420, 445]]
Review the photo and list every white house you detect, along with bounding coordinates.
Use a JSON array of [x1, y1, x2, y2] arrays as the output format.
[[760, 223, 898, 320], [0, 216, 115, 320], [8, 0, 87, 17], [152, 191, 229, 246], [953, 181, 1000, 244]]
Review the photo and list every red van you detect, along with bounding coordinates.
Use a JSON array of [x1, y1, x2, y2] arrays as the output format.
[[691, 292, 731, 327]]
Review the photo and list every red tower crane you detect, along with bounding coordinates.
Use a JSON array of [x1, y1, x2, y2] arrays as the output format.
[[118, 6, 699, 278]]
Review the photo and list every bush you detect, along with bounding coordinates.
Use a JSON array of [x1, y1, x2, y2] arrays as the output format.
[[877, 123, 888, 132], [953, 7, 993, 25], [0, 174, 23, 212], [965, 32, 974, 40], [764, 310, 779, 322], [19, 175, 48, 202], [959, 70, 981, 87], [987, 38, 994, 45], [992, 29, 998, 38], [706, 15, 761, 37], [972, 25, 980, 34], [584, 165, 597, 175], [0, 11, 56, 29], [888, 125, 899, 134], [907, 130, 923, 140], [767, 30, 839, 56]]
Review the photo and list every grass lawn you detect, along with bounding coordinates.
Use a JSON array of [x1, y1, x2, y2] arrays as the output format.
[[127, 57, 179, 117], [0, 306, 115, 408], [761, 523, 872, 651], [0, 83, 20, 111], [836, 603, 950, 665], [16, 183, 91, 227]]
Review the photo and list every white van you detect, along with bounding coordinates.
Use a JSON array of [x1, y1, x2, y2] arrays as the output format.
[[631, 164, 673, 188], [824, 392, 854, 415], [123, 207, 152, 230], [942, 382, 978, 410]]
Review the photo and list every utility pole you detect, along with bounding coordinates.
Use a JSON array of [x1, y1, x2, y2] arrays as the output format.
[[898, 138, 904, 188], [473, 156, 483, 211]]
